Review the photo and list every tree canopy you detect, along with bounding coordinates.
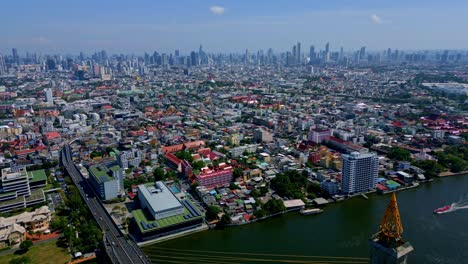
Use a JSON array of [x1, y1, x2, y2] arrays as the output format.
[[153, 167, 166, 182], [387, 147, 412, 161], [271, 170, 307, 199], [19, 240, 33, 252], [205, 206, 221, 221], [263, 199, 286, 214]]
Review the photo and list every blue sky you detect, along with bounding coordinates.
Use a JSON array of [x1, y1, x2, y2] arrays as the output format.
[[1, 0, 468, 54]]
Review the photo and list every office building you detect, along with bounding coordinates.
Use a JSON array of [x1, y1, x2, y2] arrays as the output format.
[[132, 181, 204, 241], [360, 46, 366, 61], [138, 181, 185, 220], [296, 42, 301, 64], [44, 88, 53, 106], [309, 45, 315, 61], [341, 152, 378, 195], [253, 128, 273, 143], [118, 149, 143, 169], [0, 54, 6, 75], [1, 167, 30, 198], [0, 168, 47, 212], [308, 129, 332, 144], [321, 179, 339, 195], [88, 163, 124, 200], [12, 48, 18, 64], [195, 167, 233, 188]]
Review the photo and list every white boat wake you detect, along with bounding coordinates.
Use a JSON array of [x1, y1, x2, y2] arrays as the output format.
[[441, 195, 468, 214]]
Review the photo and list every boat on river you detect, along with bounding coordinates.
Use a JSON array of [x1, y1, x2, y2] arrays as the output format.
[[434, 204, 453, 214], [300, 208, 323, 215]]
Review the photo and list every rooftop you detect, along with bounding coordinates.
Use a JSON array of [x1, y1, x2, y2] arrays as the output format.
[[138, 181, 182, 214], [132, 198, 203, 233], [27, 169, 47, 183], [89, 164, 121, 184], [1, 167, 28, 181]]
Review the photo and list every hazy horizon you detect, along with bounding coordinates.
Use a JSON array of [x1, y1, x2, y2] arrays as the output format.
[[2, 0, 468, 54]]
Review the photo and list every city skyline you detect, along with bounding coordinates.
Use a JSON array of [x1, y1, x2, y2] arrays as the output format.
[[2, 0, 468, 53]]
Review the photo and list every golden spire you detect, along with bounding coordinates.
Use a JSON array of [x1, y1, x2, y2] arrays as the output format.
[[378, 192, 404, 247]]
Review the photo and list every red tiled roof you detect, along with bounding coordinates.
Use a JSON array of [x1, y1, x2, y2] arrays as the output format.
[[45, 131, 61, 140], [165, 153, 182, 165], [15, 149, 35, 156], [162, 144, 184, 154]]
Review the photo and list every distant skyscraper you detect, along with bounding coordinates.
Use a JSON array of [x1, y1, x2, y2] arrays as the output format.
[[309, 46, 315, 61], [161, 53, 168, 67], [341, 152, 378, 194], [339, 47, 344, 62], [292, 45, 297, 63], [174, 49, 180, 57], [12, 48, 19, 64], [360, 46, 366, 60], [325, 42, 330, 53], [100, 50, 107, 62], [0, 54, 6, 75], [297, 42, 301, 64], [44, 88, 53, 106], [46, 59, 56, 71], [190, 51, 198, 66], [245, 49, 249, 64]]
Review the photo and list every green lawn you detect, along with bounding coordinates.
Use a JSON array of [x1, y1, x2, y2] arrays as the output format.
[[0, 240, 71, 264]]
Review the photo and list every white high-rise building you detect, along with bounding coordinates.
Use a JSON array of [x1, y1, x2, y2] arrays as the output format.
[[341, 152, 378, 195], [0, 54, 6, 76], [44, 88, 53, 106]]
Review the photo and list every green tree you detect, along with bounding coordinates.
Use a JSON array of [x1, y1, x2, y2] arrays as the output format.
[[9, 256, 31, 264], [205, 206, 221, 221], [233, 168, 244, 178], [250, 189, 260, 198], [191, 160, 206, 171], [218, 213, 232, 227], [253, 209, 266, 218], [166, 170, 176, 179], [263, 199, 286, 214], [19, 240, 33, 252], [175, 151, 194, 162], [271, 170, 307, 199], [387, 147, 412, 161], [412, 160, 445, 177], [229, 182, 240, 190], [153, 168, 166, 181], [259, 187, 269, 196]]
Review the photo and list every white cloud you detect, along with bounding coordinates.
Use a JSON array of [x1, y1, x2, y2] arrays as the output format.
[[210, 6, 225, 16], [371, 14, 383, 24]]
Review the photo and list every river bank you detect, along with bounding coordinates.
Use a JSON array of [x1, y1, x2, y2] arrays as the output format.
[[438, 170, 468, 177], [144, 174, 468, 264]]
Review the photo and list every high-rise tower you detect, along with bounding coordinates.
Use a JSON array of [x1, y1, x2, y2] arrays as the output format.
[[12, 48, 19, 64], [369, 193, 414, 264], [341, 152, 378, 194], [45, 88, 53, 106], [0, 54, 6, 75], [297, 42, 301, 64]]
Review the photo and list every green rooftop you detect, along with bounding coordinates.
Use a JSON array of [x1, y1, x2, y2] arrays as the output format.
[[27, 169, 47, 183], [132, 200, 203, 233], [0, 195, 25, 208], [89, 165, 114, 184], [24, 189, 45, 202]]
